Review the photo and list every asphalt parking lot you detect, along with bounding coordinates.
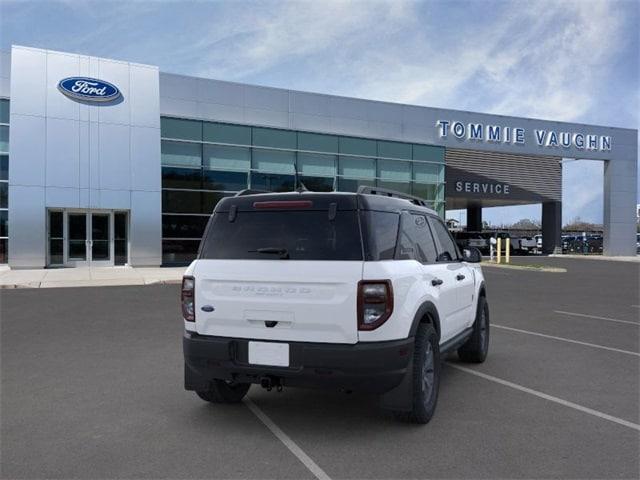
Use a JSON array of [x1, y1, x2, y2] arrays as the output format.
[[1, 257, 639, 479]]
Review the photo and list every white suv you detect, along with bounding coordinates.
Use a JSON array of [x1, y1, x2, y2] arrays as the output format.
[[182, 188, 489, 423]]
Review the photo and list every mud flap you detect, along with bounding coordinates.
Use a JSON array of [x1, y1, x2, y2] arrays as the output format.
[[379, 356, 414, 412]]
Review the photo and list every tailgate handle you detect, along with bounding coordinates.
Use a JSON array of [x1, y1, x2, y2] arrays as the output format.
[[265, 321, 278, 328]]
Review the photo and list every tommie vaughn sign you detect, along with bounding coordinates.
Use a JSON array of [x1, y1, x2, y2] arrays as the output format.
[[436, 120, 612, 152], [58, 77, 121, 102]]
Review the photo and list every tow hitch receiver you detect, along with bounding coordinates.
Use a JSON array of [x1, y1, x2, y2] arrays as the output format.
[[260, 376, 283, 392]]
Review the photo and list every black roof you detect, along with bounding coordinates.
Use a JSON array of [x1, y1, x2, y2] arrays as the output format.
[[213, 191, 439, 216]]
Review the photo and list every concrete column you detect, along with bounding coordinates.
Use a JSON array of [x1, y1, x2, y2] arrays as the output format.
[[542, 201, 562, 254], [603, 153, 637, 256], [467, 205, 482, 232]]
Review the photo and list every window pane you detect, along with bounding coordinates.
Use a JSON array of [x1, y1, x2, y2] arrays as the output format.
[[362, 211, 399, 261], [162, 167, 202, 189], [252, 127, 296, 149], [377, 180, 411, 194], [203, 122, 251, 145], [252, 149, 295, 174], [49, 239, 63, 265], [378, 141, 411, 160], [162, 239, 200, 265], [0, 126, 8, 153], [48, 211, 63, 238], [0, 155, 7, 181], [338, 156, 375, 179], [162, 190, 201, 214], [429, 217, 459, 261], [114, 213, 127, 240], [161, 141, 201, 167], [337, 178, 375, 192], [200, 211, 362, 261], [0, 238, 6, 263], [298, 132, 338, 153], [250, 172, 295, 192], [298, 176, 334, 192], [339, 137, 376, 156], [202, 170, 247, 191], [202, 192, 234, 214], [115, 240, 127, 265], [0, 210, 7, 237], [397, 213, 437, 263], [412, 182, 438, 200], [162, 214, 209, 238], [297, 153, 336, 176], [161, 117, 201, 141], [413, 163, 443, 183], [0, 182, 7, 208], [413, 144, 444, 163], [0, 99, 9, 124], [378, 159, 411, 181], [203, 145, 250, 171]]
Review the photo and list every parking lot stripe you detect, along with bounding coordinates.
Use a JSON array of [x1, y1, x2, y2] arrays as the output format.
[[493, 324, 640, 357], [449, 364, 640, 432], [244, 398, 331, 480], [554, 310, 640, 326]]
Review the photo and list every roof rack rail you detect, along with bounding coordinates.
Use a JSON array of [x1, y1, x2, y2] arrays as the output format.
[[356, 186, 429, 207], [234, 189, 271, 197]]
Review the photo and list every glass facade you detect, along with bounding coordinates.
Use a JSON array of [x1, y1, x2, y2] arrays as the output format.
[[160, 116, 445, 265], [0, 99, 8, 264]]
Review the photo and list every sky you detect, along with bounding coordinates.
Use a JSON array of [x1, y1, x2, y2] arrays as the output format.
[[1, 0, 638, 226]]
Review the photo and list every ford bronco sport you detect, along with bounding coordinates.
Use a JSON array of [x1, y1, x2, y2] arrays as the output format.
[[182, 187, 489, 423]]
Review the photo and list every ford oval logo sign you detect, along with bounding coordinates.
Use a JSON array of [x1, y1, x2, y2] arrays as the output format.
[[58, 77, 121, 102]]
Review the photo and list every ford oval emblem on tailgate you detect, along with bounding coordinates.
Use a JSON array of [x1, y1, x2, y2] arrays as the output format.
[[201, 305, 215, 312]]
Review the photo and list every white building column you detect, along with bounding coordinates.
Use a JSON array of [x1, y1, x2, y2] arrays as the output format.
[[603, 147, 638, 256]]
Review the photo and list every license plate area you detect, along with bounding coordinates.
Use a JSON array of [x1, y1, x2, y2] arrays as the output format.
[[248, 341, 290, 367]]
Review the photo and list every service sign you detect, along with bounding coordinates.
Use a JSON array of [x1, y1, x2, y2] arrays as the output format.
[[58, 77, 121, 102]]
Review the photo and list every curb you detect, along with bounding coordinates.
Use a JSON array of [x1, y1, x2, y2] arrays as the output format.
[[0, 279, 183, 289], [481, 262, 567, 273]]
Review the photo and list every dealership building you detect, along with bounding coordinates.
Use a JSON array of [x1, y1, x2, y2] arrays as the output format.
[[0, 45, 637, 268]]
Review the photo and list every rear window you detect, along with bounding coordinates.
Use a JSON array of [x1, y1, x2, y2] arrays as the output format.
[[200, 210, 363, 260]]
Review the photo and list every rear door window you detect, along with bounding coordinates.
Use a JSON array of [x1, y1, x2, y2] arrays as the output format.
[[397, 212, 437, 263], [200, 210, 363, 260], [428, 216, 460, 262]]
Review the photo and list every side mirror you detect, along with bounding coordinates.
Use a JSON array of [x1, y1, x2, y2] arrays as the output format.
[[462, 247, 482, 263]]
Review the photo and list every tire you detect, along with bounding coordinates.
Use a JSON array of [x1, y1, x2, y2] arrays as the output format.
[[458, 295, 490, 363], [404, 322, 441, 424], [195, 380, 251, 403]]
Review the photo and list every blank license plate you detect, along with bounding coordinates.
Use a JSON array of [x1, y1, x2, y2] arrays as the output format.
[[248, 341, 290, 367]]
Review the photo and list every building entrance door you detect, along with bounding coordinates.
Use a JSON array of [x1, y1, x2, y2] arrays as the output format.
[[47, 210, 129, 267]]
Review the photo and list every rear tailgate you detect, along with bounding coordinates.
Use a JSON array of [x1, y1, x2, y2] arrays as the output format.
[[194, 260, 362, 344], [194, 194, 364, 344]]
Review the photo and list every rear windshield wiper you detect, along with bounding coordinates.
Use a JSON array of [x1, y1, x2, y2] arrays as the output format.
[[249, 247, 290, 259]]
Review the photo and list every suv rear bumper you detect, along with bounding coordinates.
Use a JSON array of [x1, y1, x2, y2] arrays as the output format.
[[184, 331, 414, 394]]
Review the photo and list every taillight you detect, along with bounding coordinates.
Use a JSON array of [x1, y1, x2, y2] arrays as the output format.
[[181, 276, 195, 322], [357, 280, 393, 330]]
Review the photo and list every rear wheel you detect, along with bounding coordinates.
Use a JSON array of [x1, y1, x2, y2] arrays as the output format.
[[405, 322, 441, 424], [458, 295, 490, 363], [196, 380, 251, 403]]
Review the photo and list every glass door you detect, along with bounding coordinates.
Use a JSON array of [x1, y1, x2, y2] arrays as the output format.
[[90, 213, 112, 266], [67, 213, 89, 266]]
